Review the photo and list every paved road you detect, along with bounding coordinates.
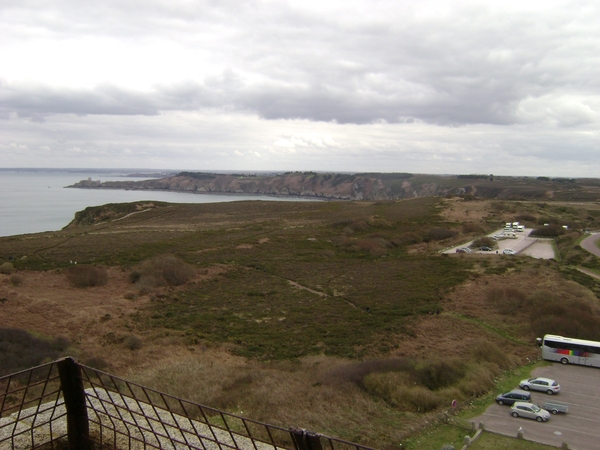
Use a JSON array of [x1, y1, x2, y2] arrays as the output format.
[[472, 364, 600, 450], [580, 233, 600, 257]]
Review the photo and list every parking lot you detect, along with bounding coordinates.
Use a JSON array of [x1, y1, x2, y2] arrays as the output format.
[[445, 228, 556, 259], [472, 364, 600, 449]]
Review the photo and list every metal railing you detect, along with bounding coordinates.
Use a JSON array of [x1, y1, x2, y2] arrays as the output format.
[[1, 358, 374, 450]]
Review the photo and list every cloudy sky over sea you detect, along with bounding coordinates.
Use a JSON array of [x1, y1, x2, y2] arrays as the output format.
[[1, 0, 599, 176]]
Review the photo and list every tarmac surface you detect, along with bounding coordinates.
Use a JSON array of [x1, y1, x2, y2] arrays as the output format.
[[445, 228, 556, 259], [580, 233, 600, 258], [472, 363, 600, 450]]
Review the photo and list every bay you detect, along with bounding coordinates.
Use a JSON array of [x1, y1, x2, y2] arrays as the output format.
[[0, 169, 315, 238]]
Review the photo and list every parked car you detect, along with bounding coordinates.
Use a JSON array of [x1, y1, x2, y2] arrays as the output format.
[[519, 377, 560, 394], [495, 389, 531, 406], [456, 247, 472, 253], [510, 402, 551, 422], [480, 246, 492, 251], [503, 249, 516, 255]]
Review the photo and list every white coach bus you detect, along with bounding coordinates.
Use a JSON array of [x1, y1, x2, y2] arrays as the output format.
[[537, 334, 600, 367]]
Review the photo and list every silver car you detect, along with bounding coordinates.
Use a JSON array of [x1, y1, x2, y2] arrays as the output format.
[[519, 377, 560, 395], [510, 402, 551, 422]]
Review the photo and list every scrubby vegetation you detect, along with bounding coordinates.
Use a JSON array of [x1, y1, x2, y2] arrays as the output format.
[[0, 328, 69, 376], [2, 195, 600, 449], [0, 262, 14, 274], [130, 254, 195, 288], [65, 265, 108, 287]]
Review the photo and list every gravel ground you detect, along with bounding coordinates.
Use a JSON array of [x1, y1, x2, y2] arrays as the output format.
[[1, 388, 283, 450]]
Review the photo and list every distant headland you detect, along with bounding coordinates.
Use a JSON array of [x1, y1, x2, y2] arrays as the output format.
[[67, 171, 600, 202]]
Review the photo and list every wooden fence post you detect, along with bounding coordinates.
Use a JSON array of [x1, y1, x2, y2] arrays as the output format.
[[57, 357, 90, 450], [290, 428, 324, 450]]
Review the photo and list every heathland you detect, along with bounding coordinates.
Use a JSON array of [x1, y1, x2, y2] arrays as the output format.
[[2, 190, 600, 449]]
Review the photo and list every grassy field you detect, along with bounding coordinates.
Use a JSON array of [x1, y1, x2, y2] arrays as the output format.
[[2, 195, 600, 449]]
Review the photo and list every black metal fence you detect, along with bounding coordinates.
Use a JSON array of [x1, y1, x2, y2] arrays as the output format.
[[0, 357, 374, 450]]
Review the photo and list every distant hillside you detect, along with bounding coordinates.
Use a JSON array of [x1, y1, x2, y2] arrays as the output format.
[[67, 172, 600, 201]]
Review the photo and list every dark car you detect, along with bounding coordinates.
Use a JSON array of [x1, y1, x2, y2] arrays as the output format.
[[495, 389, 531, 406], [480, 246, 492, 251]]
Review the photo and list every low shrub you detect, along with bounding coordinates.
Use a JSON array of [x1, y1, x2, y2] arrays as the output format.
[[486, 287, 527, 314], [9, 274, 23, 286], [412, 358, 465, 390], [356, 238, 392, 256], [133, 254, 195, 288], [66, 265, 108, 287], [321, 358, 414, 387], [470, 236, 495, 248], [530, 225, 565, 237], [530, 299, 600, 340], [458, 362, 497, 397], [124, 335, 143, 350], [470, 340, 516, 371], [392, 232, 422, 246], [83, 356, 109, 371], [0, 328, 65, 376], [462, 223, 484, 234], [427, 228, 458, 241], [0, 262, 15, 274], [515, 214, 536, 223], [362, 372, 443, 412]]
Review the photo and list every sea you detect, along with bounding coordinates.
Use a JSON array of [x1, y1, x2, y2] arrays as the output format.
[[0, 169, 316, 238]]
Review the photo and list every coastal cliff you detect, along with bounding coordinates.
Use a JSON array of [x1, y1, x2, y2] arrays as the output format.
[[67, 171, 595, 201], [67, 172, 453, 200]]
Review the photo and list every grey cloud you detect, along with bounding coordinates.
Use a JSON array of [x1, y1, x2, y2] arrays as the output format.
[[2, 1, 599, 128], [0, 82, 160, 118]]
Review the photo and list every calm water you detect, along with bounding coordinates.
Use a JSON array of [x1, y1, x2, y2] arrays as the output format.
[[0, 169, 313, 237]]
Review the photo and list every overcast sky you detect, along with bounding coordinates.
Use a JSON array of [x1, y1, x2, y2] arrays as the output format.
[[1, 0, 599, 176]]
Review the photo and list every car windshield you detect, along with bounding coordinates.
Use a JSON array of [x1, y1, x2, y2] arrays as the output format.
[[531, 405, 541, 412]]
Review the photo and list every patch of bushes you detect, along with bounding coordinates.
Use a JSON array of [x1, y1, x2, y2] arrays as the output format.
[[132, 254, 195, 288], [392, 232, 422, 246], [356, 238, 393, 256], [331, 219, 369, 233], [515, 214, 536, 223], [124, 335, 143, 350], [9, 274, 23, 286], [470, 236, 495, 248], [530, 299, 600, 340], [426, 228, 458, 241], [486, 287, 527, 314], [530, 225, 565, 237], [0, 262, 15, 274], [458, 362, 498, 397], [412, 358, 465, 390], [324, 357, 465, 391], [470, 340, 516, 371], [363, 372, 443, 412], [66, 265, 108, 287], [82, 356, 109, 371], [0, 328, 69, 376], [462, 224, 484, 234]]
